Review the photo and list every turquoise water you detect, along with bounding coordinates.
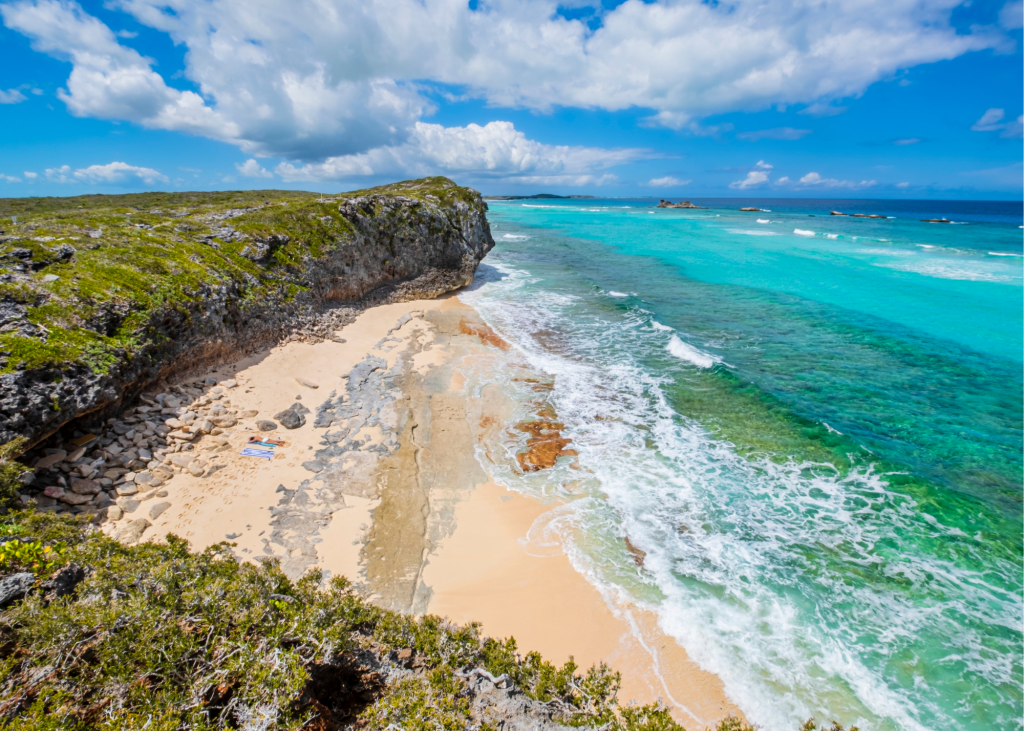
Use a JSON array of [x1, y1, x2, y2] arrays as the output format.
[[460, 199, 1023, 731]]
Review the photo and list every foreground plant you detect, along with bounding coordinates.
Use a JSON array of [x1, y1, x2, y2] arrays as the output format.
[[0, 512, 854, 731]]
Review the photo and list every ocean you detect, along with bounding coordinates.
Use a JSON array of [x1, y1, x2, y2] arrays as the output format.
[[458, 198, 1023, 731]]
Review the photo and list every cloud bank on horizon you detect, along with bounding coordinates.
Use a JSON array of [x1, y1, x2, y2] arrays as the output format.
[[0, 0, 1021, 195]]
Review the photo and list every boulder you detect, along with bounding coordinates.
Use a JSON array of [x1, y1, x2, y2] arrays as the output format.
[[60, 491, 93, 506], [257, 420, 278, 431], [149, 502, 171, 520], [43, 486, 65, 499], [105, 505, 124, 521], [113, 519, 151, 544], [0, 573, 34, 608], [34, 452, 66, 470], [70, 479, 101, 495]]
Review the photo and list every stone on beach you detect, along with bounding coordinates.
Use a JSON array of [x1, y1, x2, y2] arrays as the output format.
[[34, 452, 66, 470], [114, 519, 150, 544], [302, 460, 324, 473], [70, 479, 101, 495], [149, 502, 171, 520], [257, 420, 278, 431], [295, 377, 319, 389], [274, 406, 306, 430]]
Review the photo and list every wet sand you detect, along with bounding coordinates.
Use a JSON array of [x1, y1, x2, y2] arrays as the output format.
[[127, 294, 744, 727]]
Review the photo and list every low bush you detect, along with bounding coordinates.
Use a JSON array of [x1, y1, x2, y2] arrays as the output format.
[[0, 512, 855, 731]]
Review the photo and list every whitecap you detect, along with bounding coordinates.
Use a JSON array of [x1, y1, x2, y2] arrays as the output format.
[[650, 320, 673, 332], [916, 245, 934, 249], [756, 219, 770, 224], [793, 229, 815, 236], [988, 251, 1023, 257], [502, 234, 530, 240], [727, 229, 779, 236], [608, 291, 629, 298], [667, 335, 717, 368], [827, 234, 839, 239]]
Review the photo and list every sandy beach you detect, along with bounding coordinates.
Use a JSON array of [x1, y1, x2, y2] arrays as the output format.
[[117, 293, 745, 728]]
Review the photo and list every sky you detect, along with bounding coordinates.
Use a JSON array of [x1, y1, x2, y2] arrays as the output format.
[[0, 0, 1021, 200]]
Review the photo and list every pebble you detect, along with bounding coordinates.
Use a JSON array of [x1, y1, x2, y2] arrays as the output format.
[[295, 378, 319, 389]]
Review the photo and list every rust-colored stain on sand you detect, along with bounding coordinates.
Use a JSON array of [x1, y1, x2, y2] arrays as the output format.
[[514, 418, 578, 471], [458, 320, 510, 350]]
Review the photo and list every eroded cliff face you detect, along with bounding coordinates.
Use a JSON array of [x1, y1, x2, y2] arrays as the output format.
[[0, 178, 494, 448]]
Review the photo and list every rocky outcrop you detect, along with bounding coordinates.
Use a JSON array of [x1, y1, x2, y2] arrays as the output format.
[[0, 178, 494, 449], [831, 210, 887, 218], [739, 207, 766, 212], [657, 199, 707, 209]]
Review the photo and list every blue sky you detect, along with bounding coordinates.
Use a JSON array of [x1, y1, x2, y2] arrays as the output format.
[[0, 0, 1021, 200]]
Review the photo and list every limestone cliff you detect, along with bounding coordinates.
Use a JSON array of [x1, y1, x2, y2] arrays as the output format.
[[0, 177, 494, 448]]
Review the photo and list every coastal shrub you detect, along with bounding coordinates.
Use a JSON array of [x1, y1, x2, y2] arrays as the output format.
[[0, 439, 27, 511], [0, 511, 855, 731]]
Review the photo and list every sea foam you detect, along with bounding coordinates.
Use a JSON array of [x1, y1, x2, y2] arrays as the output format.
[[794, 229, 815, 236], [667, 335, 717, 368]]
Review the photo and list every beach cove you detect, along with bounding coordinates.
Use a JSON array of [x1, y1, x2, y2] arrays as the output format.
[[106, 293, 745, 728]]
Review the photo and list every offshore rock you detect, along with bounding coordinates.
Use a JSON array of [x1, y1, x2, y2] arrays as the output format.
[[657, 199, 707, 209]]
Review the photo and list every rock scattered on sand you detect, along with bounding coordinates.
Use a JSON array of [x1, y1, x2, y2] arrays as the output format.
[[274, 405, 307, 430], [302, 461, 324, 473], [514, 413, 578, 471], [257, 420, 278, 431], [296, 377, 319, 389], [114, 519, 151, 544], [149, 502, 171, 520]]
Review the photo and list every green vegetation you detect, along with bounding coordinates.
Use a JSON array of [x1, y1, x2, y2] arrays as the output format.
[[0, 439, 25, 511], [0, 178, 477, 376], [0, 511, 857, 730]]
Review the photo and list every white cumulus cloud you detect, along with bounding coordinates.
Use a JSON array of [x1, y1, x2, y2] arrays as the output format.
[[0, 88, 26, 104], [648, 176, 691, 187], [738, 128, 812, 142], [794, 172, 877, 189], [275, 121, 648, 184], [24, 171, 38, 179], [45, 161, 168, 184], [1, 0, 1011, 169], [730, 171, 770, 189], [1, 174, 22, 182], [972, 108, 1006, 131], [236, 159, 273, 179]]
